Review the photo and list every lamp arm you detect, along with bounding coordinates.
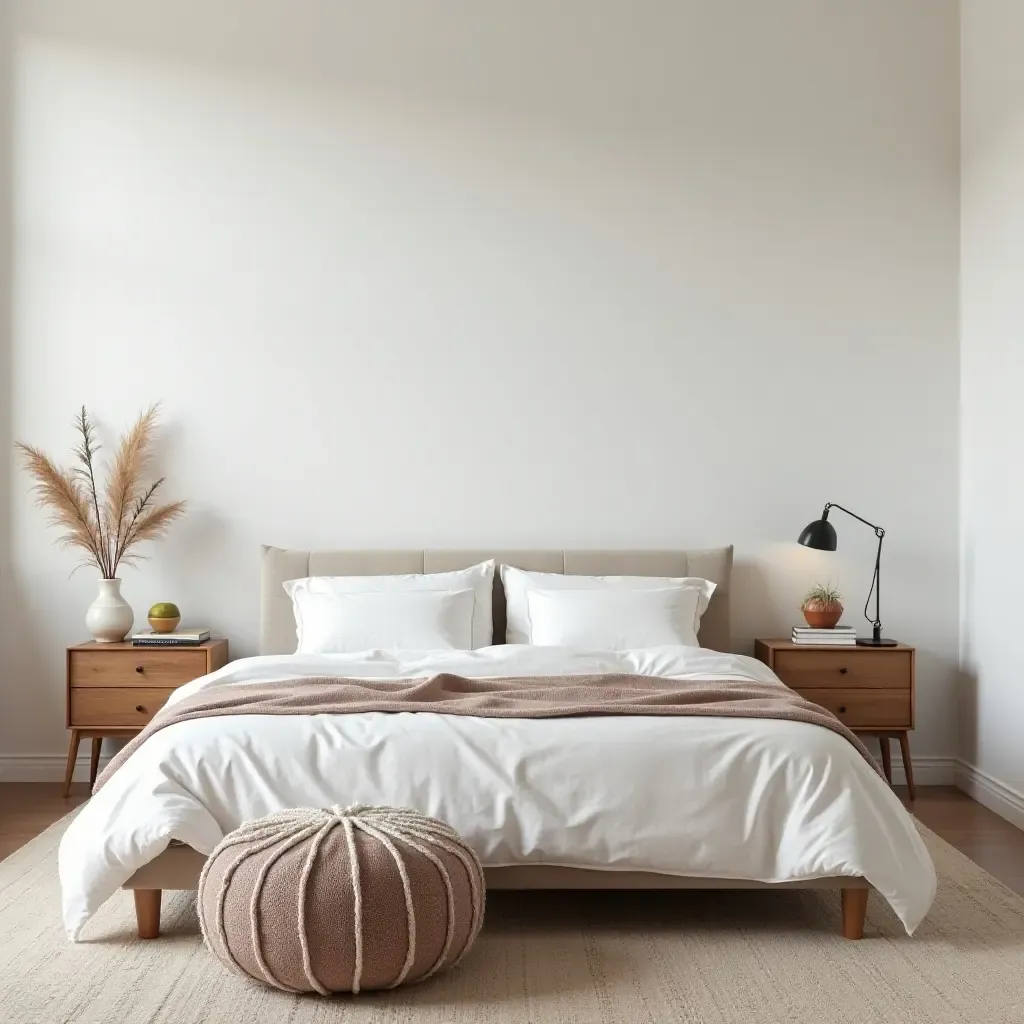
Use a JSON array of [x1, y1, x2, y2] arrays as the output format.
[[821, 503, 886, 641], [822, 502, 883, 536], [864, 533, 883, 641]]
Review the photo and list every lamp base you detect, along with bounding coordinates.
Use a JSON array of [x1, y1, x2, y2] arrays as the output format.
[[856, 637, 899, 647]]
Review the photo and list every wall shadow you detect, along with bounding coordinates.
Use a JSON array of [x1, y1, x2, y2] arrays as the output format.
[[730, 557, 776, 655], [958, 538, 977, 768], [0, 5, 13, 676], [0, 10, 67, 763]]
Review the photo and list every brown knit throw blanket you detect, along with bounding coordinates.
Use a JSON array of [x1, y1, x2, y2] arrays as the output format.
[[93, 673, 881, 793]]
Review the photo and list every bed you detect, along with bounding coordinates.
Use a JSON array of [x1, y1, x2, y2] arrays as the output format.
[[58, 546, 936, 943]]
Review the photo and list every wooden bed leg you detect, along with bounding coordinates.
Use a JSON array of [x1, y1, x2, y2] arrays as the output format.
[[134, 889, 162, 939], [841, 888, 868, 940]]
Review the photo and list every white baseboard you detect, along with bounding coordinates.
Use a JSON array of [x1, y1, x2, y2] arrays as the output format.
[[0, 753, 114, 783], [885, 755, 956, 787], [954, 760, 1024, 831]]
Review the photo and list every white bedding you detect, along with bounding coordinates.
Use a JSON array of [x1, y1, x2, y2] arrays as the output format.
[[58, 646, 936, 940]]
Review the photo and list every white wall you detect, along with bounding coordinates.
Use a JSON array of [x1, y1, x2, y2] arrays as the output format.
[[0, 1, 961, 775], [960, 1, 1024, 822]]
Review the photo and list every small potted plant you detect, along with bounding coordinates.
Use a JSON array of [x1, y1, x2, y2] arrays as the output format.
[[801, 582, 844, 629]]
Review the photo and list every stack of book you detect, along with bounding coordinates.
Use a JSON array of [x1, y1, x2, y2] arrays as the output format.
[[791, 625, 857, 646], [131, 628, 211, 647]]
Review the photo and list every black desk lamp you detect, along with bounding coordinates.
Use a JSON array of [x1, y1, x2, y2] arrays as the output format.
[[798, 503, 898, 647]]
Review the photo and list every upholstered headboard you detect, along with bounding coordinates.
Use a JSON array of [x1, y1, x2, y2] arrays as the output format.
[[260, 546, 734, 656]]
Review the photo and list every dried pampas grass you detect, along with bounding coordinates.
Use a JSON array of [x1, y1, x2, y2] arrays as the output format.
[[16, 405, 186, 578]]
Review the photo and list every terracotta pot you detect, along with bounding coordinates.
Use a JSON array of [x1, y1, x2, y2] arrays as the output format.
[[802, 603, 843, 629]]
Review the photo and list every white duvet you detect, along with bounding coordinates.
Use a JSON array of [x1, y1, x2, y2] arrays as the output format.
[[59, 646, 936, 940]]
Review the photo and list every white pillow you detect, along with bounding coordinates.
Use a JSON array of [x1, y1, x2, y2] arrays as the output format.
[[284, 559, 494, 649], [500, 565, 716, 646], [289, 588, 475, 654], [526, 587, 703, 649]]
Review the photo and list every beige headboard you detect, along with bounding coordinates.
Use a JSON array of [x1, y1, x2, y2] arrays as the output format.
[[260, 547, 734, 656]]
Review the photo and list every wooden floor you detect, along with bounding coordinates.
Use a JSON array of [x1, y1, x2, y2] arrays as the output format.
[[1, 783, 1023, 895]]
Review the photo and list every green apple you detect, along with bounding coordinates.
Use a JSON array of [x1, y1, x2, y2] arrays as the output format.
[[148, 602, 180, 619]]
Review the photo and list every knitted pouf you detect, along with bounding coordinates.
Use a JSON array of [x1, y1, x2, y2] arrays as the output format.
[[197, 804, 485, 994]]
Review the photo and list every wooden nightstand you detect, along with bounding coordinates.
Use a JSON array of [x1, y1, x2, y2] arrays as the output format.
[[754, 638, 916, 798], [64, 639, 228, 796]]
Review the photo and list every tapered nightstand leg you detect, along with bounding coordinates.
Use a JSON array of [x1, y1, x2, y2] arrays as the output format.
[[879, 735, 893, 786], [63, 730, 82, 798], [89, 738, 102, 789], [898, 731, 916, 800]]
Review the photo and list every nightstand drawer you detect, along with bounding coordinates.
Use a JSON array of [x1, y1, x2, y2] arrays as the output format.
[[70, 687, 174, 727], [68, 649, 207, 688], [772, 650, 912, 690], [798, 688, 912, 729]]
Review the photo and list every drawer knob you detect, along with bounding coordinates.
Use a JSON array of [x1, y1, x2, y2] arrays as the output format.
[[838, 705, 847, 714], [135, 704, 146, 713], [135, 665, 144, 674], [839, 667, 848, 675]]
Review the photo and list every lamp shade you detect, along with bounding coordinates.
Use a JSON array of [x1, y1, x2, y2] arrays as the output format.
[[798, 518, 838, 551]]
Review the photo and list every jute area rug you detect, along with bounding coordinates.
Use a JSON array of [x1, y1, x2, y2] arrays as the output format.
[[1, 814, 1022, 1024]]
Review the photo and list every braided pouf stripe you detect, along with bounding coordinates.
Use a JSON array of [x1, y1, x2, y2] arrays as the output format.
[[197, 805, 485, 994]]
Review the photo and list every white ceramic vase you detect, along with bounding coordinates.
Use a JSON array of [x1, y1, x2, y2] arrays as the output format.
[[85, 578, 134, 643]]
